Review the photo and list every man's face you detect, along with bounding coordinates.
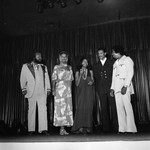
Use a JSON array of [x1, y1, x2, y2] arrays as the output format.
[[59, 54, 68, 64], [98, 50, 106, 60], [112, 50, 120, 59], [35, 53, 42, 63]]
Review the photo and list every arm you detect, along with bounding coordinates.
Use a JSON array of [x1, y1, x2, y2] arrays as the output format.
[[75, 71, 81, 86], [124, 57, 134, 87], [88, 70, 94, 85], [70, 66, 74, 82], [52, 80, 56, 96], [121, 57, 134, 95], [51, 65, 58, 96], [20, 64, 27, 95], [45, 66, 51, 95], [110, 63, 116, 90], [110, 63, 116, 97], [93, 64, 98, 89]]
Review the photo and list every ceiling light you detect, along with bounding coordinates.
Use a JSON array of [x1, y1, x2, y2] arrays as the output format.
[[97, 0, 104, 3], [60, 0, 67, 8], [75, 0, 82, 5], [47, 0, 54, 8], [36, 1, 44, 13]]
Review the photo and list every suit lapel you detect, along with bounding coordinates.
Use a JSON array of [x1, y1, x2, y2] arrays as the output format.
[[41, 65, 46, 89], [103, 59, 107, 67], [99, 58, 108, 67], [98, 61, 103, 67], [118, 55, 126, 65], [27, 63, 35, 79]]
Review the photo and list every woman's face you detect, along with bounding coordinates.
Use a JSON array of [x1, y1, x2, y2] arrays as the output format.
[[82, 59, 88, 67], [59, 53, 68, 64]]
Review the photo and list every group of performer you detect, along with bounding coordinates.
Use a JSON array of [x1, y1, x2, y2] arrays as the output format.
[[20, 45, 137, 135]]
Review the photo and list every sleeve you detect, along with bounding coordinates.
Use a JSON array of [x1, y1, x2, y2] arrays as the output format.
[[124, 57, 134, 87], [20, 64, 27, 93], [70, 66, 74, 81], [75, 71, 79, 86], [110, 63, 116, 90], [45, 66, 51, 91], [93, 64, 97, 79], [52, 65, 58, 81]]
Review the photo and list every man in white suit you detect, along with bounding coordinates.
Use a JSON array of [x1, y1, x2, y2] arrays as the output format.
[[20, 52, 51, 135], [110, 45, 137, 134]]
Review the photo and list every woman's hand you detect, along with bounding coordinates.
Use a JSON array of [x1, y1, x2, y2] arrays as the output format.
[[88, 81, 93, 86], [80, 68, 84, 75]]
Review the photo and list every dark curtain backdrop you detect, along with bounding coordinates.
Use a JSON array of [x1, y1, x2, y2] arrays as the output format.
[[0, 17, 150, 128]]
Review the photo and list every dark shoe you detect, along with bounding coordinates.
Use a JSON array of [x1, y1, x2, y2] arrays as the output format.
[[28, 131, 35, 136], [40, 131, 49, 135], [117, 132, 126, 135], [126, 132, 137, 134]]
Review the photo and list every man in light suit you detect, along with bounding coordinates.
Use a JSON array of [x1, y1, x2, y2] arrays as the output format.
[[110, 45, 137, 134], [20, 52, 51, 135]]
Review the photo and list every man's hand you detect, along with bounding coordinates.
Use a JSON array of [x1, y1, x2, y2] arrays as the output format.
[[121, 86, 127, 95], [110, 89, 114, 97], [22, 90, 27, 95], [52, 90, 56, 96], [47, 90, 51, 96]]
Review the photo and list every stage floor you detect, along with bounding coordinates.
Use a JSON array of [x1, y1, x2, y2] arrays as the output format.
[[1, 133, 150, 150], [0, 132, 150, 142]]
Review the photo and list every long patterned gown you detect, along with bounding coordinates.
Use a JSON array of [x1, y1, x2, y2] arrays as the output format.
[[52, 65, 74, 127], [71, 70, 95, 132]]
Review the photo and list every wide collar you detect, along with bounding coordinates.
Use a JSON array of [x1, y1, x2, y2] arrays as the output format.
[[27, 62, 35, 79], [98, 58, 109, 67], [117, 55, 126, 63], [115, 55, 127, 66]]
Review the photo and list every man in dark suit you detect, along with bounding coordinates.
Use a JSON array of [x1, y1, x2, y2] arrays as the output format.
[[94, 48, 118, 133]]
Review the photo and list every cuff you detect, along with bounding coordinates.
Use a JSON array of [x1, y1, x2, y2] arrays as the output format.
[[22, 88, 26, 92]]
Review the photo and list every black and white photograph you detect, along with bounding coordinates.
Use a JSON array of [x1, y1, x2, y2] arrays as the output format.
[[0, 0, 150, 150]]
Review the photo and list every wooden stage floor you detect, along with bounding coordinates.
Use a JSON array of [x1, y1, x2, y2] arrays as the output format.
[[1, 132, 150, 150], [0, 132, 150, 142]]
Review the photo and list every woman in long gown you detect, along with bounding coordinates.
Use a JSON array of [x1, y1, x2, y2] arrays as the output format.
[[71, 58, 94, 134], [52, 51, 74, 135]]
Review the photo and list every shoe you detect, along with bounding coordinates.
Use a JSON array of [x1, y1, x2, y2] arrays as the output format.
[[117, 132, 126, 135], [42, 131, 49, 135], [126, 132, 137, 134], [60, 128, 69, 135], [86, 128, 91, 134], [28, 131, 34, 136], [39, 131, 49, 135]]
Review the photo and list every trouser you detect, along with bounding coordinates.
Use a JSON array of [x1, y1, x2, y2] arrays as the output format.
[[28, 95, 48, 132], [98, 92, 118, 132], [115, 92, 137, 132]]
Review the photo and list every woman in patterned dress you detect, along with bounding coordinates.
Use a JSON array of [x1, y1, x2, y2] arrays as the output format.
[[52, 51, 74, 135]]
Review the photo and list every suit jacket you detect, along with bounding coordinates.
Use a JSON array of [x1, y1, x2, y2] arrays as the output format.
[[111, 55, 134, 94], [20, 63, 51, 98], [94, 59, 114, 94]]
